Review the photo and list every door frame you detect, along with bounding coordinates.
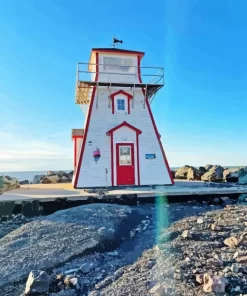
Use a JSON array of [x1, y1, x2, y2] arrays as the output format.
[[116, 143, 135, 186]]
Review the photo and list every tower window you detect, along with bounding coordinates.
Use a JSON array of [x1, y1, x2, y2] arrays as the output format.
[[117, 99, 125, 111], [115, 97, 127, 113], [103, 56, 134, 72]]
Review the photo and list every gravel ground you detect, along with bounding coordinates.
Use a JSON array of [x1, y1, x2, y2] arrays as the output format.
[[1, 197, 247, 296]]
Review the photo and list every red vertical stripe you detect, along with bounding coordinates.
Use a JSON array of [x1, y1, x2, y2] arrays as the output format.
[[74, 139, 77, 169], [144, 92, 174, 185], [111, 136, 114, 186], [136, 134, 140, 185], [73, 52, 99, 188]]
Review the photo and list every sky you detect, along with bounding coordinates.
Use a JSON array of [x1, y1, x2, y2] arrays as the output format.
[[0, 0, 247, 172]]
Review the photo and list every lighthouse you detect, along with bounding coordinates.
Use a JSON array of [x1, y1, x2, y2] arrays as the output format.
[[73, 46, 174, 188]]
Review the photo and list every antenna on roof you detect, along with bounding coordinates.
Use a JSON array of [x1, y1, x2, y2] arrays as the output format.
[[111, 35, 123, 48]]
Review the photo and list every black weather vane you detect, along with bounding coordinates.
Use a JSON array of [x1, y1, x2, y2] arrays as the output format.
[[111, 35, 123, 47]]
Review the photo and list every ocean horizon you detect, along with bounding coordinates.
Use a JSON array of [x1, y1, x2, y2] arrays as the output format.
[[0, 166, 242, 183]]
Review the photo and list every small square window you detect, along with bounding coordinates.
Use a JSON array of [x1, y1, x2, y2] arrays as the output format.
[[117, 99, 126, 111]]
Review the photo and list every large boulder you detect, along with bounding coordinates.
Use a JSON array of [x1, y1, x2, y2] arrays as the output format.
[[205, 164, 213, 171], [171, 170, 176, 179], [0, 204, 141, 288], [187, 167, 201, 181], [201, 171, 217, 182], [202, 165, 224, 182], [46, 171, 72, 183], [239, 167, 247, 185], [47, 171, 69, 178], [33, 175, 45, 184], [40, 175, 60, 184], [224, 168, 239, 183], [210, 165, 224, 176], [0, 176, 20, 191], [68, 171, 74, 180], [24, 270, 50, 295], [19, 180, 29, 185], [175, 165, 199, 180], [199, 166, 207, 174], [59, 175, 72, 183]]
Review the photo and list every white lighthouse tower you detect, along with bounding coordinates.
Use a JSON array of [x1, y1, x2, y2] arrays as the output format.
[[73, 44, 174, 188]]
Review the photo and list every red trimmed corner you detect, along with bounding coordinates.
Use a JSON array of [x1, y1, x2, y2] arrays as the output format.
[[110, 90, 133, 114], [73, 52, 99, 188], [141, 89, 174, 185]]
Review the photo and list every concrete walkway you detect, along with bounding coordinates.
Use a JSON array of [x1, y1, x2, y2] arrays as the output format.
[[1, 181, 247, 203]]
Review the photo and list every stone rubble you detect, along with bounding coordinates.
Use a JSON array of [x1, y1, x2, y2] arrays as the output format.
[[2, 199, 247, 295]]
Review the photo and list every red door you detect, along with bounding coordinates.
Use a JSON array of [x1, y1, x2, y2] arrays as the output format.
[[116, 143, 135, 185]]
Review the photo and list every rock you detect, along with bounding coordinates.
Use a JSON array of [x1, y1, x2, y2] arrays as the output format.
[[224, 236, 238, 248], [182, 230, 192, 239], [231, 286, 241, 292], [64, 269, 78, 275], [203, 274, 227, 293], [201, 171, 217, 182], [207, 258, 223, 267], [202, 165, 224, 182], [60, 175, 72, 183], [187, 167, 201, 181], [40, 175, 60, 184], [0, 204, 137, 288], [239, 167, 247, 184], [19, 180, 29, 185], [175, 165, 200, 180], [24, 270, 50, 295], [80, 262, 95, 274], [205, 164, 213, 171], [236, 256, 247, 263], [231, 264, 239, 273], [0, 176, 20, 191], [107, 251, 119, 257], [47, 171, 68, 178], [171, 170, 176, 179], [33, 175, 45, 184], [199, 166, 207, 174], [238, 194, 247, 202], [64, 276, 78, 287], [196, 274, 204, 284], [197, 217, 205, 224], [149, 283, 163, 294], [46, 171, 72, 183], [233, 251, 239, 259], [224, 169, 239, 182], [68, 171, 74, 179], [210, 223, 222, 231]]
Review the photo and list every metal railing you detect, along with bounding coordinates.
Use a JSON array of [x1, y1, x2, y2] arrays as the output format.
[[76, 62, 164, 85]]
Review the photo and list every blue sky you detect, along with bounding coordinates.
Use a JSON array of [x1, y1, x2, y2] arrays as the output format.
[[0, 0, 247, 171]]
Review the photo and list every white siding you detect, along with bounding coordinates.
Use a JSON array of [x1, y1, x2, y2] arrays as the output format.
[[76, 85, 172, 187]]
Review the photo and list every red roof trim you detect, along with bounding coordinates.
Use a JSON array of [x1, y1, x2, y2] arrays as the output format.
[[110, 90, 133, 100], [92, 48, 145, 57], [106, 121, 142, 136]]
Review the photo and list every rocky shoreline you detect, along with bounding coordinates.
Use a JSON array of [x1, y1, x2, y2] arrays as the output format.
[[0, 195, 247, 295], [173, 164, 247, 184], [1, 165, 246, 194]]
